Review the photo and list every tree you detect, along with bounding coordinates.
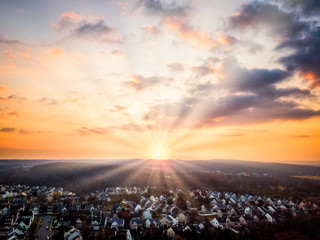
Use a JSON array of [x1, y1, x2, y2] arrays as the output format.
[[167, 197, 173, 205], [176, 193, 187, 210]]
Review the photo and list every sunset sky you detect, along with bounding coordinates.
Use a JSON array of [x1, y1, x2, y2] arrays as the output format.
[[1, 0, 320, 162]]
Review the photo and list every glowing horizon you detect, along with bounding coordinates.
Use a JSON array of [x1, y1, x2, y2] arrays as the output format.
[[1, 0, 320, 163]]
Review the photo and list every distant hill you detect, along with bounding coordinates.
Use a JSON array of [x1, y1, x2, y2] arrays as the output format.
[[0, 159, 319, 196]]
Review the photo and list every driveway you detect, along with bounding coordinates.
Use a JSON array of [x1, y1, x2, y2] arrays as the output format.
[[37, 215, 53, 240]]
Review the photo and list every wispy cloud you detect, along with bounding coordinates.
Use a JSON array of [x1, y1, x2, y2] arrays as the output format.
[[141, 25, 160, 35], [137, 0, 191, 17], [52, 12, 122, 43], [162, 17, 235, 49], [77, 127, 115, 136], [125, 75, 174, 91], [0, 127, 16, 133]]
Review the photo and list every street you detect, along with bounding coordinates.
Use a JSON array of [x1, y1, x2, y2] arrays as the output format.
[[37, 215, 53, 240]]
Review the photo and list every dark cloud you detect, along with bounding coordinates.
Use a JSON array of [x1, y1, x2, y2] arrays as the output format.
[[138, 0, 191, 17], [19, 129, 32, 134], [71, 20, 120, 43], [283, 0, 320, 16], [0, 94, 17, 101], [39, 97, 58, 105], [278, 108, 320, 120], [125, 75, 173, 91], [228, 1, 320, 88], [278, 27, 320, 88], [207, 95, 257, 119], [188, 82, 215, 96], [294, 135, 310, 138], [144, 86, 319, 129], [205, 95, 319, 126], [191, 65, 215, 77], [8, 111, 18, 116], [0, 127, 46, 134], [256, 85, 311, 99], [228, 1, 309, 39], [54, 13, 121, 43], [0, 36, 24, 45], [219, 58, 290, 91], [0, 127, 16, 132]]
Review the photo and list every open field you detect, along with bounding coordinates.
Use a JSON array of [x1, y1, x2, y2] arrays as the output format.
[[292, 176, 320, 180]]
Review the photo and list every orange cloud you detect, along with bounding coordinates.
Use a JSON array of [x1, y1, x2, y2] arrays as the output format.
[[4, 50, 16, 58], [51, 11, 83, 30], [217, 33, 235, 46], [61, 11, 83, 21], [0, 62, 16, 72], [0, 85, 7, 91], [20, 52, 31, 59], [8, 111, 18, 116], [3, 50, 30, 59], [0, 111, 19, 119], [162, 17, 218, 49], [301, 72, 320, 88], [162, 18, 235, 50], [47, 48, 66, 56], [142, 25, 159, 35]]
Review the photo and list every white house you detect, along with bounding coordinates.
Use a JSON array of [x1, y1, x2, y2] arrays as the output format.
[[167, 227, 175, 239]]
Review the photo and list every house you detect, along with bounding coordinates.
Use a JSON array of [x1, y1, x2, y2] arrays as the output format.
[[126, 229, 133, 240], [72, 204, 81, 212], [244, 207, 252, 215], [64, 226, 82, 240], [145, 218, 160, 228], [7, 228, 25, 239], [134, 204, 141, 213], [91, 216, 102, 231], [76, 218, 82, 229], [58, 205, 68, 214], [57, 215, 71, 227], [110, 217, 124, 229], [268, 206, 277, 213], [178, 213, 187, 223], [211, 217, 226, 229], [239, 215, 253, 225], [160, 217, 172, 227], [16, 211, 34, 231], [142, 210, 152, 220], [167, 227, 175, 239], [0, 207, 9, 215], [226, 217, 240, 228], [265, 213, 274, 223], [32, 206, 39, 216], [129, 218, 143, 229], [217, 208, 227, 217]]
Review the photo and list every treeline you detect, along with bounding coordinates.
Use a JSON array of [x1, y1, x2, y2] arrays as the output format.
[[0, 162, 320, 204]]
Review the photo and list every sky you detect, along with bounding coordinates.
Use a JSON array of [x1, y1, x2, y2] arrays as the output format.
[[0, 0, 320, 163]]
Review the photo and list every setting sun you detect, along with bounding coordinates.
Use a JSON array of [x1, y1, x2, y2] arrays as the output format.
[[156, 152, 161, 157]]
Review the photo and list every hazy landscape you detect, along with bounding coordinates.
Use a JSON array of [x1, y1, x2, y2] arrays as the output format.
[[1, 159, 320, 201]]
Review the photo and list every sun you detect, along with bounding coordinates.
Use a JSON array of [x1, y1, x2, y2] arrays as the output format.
[[148, 143, 169, 159]]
